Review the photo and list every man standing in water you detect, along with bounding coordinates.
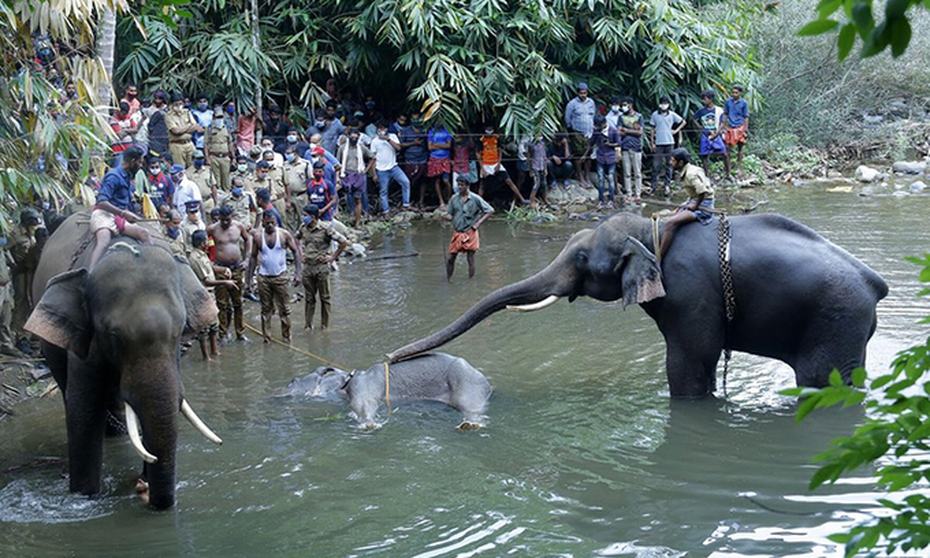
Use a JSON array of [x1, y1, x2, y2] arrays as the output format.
[[207, 205, 252, 342], [445, 175, 494, 281], [296, 204, 348, 331], [248, 212, 301, 343]]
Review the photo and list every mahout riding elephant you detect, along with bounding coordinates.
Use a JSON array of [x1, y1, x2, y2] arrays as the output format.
[[389, 212, 888, 398], [25, 212, 223, 509]]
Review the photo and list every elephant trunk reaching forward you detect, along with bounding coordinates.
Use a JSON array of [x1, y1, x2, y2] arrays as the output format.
[[389, 212, 888, 398]]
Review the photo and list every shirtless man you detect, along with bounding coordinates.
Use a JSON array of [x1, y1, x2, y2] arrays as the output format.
[[207, 205, 252, 341]]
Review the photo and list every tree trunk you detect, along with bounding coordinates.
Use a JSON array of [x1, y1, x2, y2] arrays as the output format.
[[96, 7, 117, 110], [250, 0, 262, 141]]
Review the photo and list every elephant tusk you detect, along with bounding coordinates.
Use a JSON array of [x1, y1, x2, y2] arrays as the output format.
[[124, 402, 158, 464], [506, 295, 560, 313], [180, 399, 223, 445]]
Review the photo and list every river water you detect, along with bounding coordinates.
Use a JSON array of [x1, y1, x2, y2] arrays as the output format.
[[1, 184, 928, 557]]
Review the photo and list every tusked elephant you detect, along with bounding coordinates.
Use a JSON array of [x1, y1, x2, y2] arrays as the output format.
[[25, 212, 223, 509], [388, 212, 888, 398]]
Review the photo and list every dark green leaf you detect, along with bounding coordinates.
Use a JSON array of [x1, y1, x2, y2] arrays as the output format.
[[852, 2, 876, 37], [797, 18, 839, 36], [891, 17, 913, 57], [837, 23, 856, 60]]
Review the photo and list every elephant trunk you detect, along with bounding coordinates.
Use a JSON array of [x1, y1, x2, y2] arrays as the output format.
[[123, 365, 181, 510], [388, 265, 569, 362]]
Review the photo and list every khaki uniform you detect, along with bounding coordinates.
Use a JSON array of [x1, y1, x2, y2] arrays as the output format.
[[248, 174, 286, 222], [186, 165, 216, 212], [283, 159, 311, 230], [0, 248, 16, 353], [181, 218, 206, 248], [165, 107, 198, 168], [188, 248, 220, 339], [230, 169, 251, 189], [8, 228, 34, 334], [679, 163, 714, 200], [222, 194, 255, 229], [206, 123, 233, 191], [297, 221, 346, 329], [167, 231, 187, 257]]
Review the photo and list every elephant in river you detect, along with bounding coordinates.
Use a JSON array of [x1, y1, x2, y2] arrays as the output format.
[[278, 353, 492, 429], [389, 212, 888, 398], [25, 212, 223, 509]]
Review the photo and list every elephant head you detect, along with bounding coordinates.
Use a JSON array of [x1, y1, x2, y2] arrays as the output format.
[[25, 244, 222, 509], [388, 213, 665, 362]]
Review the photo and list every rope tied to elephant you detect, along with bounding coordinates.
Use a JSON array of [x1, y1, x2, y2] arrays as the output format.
[[384, 362, 392, 415], [717, 213, 737, 395]]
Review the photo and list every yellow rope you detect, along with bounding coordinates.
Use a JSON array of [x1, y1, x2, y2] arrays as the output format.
[[384, 362, 391, 415], [241, 322, 348, 370]]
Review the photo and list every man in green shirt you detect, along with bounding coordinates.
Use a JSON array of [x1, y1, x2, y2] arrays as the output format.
[[659, 147, 715, 257], [444, 175, 494, 281]]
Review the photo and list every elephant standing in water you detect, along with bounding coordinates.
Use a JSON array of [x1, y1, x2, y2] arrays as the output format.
[[389, 213, 888, 398], [25, 212, 223, 509]]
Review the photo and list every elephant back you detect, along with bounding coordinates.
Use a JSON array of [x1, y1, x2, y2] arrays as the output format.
[[31, 211, 171, 303]]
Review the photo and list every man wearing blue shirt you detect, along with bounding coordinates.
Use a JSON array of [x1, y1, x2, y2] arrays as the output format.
[[88, 146, 152, 269], [722, 85, 750, 178]]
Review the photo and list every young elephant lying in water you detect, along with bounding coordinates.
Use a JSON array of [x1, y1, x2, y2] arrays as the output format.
[[279, 353, 492, 430]]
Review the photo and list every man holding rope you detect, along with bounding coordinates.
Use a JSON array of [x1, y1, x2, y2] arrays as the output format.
[[658, 147, 715, 257]]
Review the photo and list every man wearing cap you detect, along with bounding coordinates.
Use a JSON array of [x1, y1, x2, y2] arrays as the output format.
[[181, 201, 206, 248], [564, 82, 597, 186], [190, 94, 213, 151], [165, 92, 203, 168], [444, 175, 494, 281], [207, 205, 252, 341], [224, 177, 257, 229], [186, 150, 217, 212], [87, 146, 152, 270], [206, 105, 233, 192], [296, 204, 347, 330], [170, 164, 203, 218]]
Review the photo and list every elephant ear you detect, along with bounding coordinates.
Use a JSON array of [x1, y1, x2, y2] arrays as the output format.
[[174, 255, 219, 335], [618, 237, 666, 307], [25, 269, 93, 359]]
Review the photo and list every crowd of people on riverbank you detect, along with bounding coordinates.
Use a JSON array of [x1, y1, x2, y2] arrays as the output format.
[[2, 76, 743, 358]]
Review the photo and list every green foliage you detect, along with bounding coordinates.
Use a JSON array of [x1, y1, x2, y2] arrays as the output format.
[[783, 253, 930, 557], [503, 205, 558, 223], [0, 1, 121, 232], [804, 0, 930, 60], [116, 0, 760, 138]]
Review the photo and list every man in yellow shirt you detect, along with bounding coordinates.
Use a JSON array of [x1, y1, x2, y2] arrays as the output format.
[[659, 148, 715, 257], [165, 93, 202, 168]]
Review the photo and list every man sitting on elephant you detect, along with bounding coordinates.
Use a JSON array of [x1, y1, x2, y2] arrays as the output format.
[[659, 147, 714, 257], [88, 146, 152, 270]]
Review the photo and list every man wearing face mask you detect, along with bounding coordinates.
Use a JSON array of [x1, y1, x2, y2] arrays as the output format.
[[147, 91, 170, 159], [144, 155, 174, 210], [261, 149, 287, 219], [186, 150, 217, 212], [190, 94, 213, 151], [563, 82, 596, 186], [296, 204, 347, 330], [283, 145, 311, 230], [166, 92, 203, 168], [231, 155, 253, 190], [120, 83, 140, 116], [225, 177, 257, 229], [617, 96, 645, 205], [170, 164, 203, 219], [165, 209, 187, 256], [206, 105, 233, 192], [87, 146, 152, 270], [650, 96, 686, 197], [306, 100, 345, 156], [278, 129, 310, 159], [307, 161, 338, 222]]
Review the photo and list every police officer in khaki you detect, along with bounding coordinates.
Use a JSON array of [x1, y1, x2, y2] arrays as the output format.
[[9, 209, 40, 336], [283, 145, 311, 230], [0, 236, 22, 357], [186, 149, 217, 212], [165, 92, 202, 168], [206, 105, 233, 192]]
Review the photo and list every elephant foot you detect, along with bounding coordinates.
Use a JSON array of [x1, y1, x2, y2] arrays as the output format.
[[135, 478, 150, 504], [456, 421, 484, 431]]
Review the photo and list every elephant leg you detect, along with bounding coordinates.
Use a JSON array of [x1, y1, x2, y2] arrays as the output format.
[[793, 320, 869, 388], [64, 355, 109, 496], [41, 340, 69, 396], [663, 330, 722, 398]]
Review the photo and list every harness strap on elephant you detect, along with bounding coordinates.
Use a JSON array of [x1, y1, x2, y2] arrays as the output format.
[[718, 213, 737, 394]]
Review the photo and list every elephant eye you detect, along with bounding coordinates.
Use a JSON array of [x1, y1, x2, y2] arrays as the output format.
[[575, 251, 589, 266]]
